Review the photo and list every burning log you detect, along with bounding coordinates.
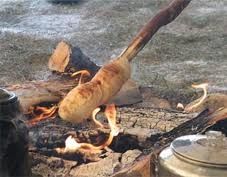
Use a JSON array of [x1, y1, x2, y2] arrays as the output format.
[[56, 104, 119, 155], [184, 83, 227, 125]]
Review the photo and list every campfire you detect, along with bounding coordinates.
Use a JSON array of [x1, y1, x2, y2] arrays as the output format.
[[2, 0, 227, 177]]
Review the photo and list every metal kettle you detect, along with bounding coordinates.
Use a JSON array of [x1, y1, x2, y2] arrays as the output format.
[[158, 131, 227, 177], [0, 88, 30, 177]]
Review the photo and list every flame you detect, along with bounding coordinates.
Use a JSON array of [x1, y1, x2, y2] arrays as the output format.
[[189, 83, 208, 110], [71, 70, 90, 85], [26, 105, 58, 126], [184, 83, 208, 113], [56, 104, 119, 154], [105, 104, 119, 136], [64, 135, 82, 153], [92, 107, 104, 128]]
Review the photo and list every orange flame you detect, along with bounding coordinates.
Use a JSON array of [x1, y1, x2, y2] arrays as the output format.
[[26, 105, 58, 126], [56, 104, 119, 154], [71, 70, 90, 85], [92, 107, 104, 128], [105, 104, 119, 136]]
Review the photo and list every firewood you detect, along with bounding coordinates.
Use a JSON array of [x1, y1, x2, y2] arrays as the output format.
[[48, 41, 100, 77], [5, 78, 77, 113]]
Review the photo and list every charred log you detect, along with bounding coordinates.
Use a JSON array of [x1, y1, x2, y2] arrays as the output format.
[[4, 48, 141, 113], [4, 77, 77, 113], [48, 41, 100, 77]]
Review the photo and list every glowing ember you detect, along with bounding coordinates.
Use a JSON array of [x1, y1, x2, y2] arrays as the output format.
[[26, 105, 58, 126], [71, 70, 90, 85], [56, 104, 119, 154]]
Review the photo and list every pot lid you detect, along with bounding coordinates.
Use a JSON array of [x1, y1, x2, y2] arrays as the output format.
[[171, 131, 227, 166], [0, 88, 19, 118], [0, 88, 16, 104]]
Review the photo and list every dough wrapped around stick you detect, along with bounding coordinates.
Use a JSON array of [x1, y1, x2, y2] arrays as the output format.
[[58, 0, 192, 123]]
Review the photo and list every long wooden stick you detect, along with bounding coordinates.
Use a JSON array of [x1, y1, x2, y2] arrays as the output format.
[[120, 0, 191, 62]]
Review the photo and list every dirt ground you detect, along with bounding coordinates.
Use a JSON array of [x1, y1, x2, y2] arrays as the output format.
[[0, 0, 226, 102]]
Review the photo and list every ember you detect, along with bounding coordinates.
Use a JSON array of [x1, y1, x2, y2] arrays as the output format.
[[26, 105, 58, 126]]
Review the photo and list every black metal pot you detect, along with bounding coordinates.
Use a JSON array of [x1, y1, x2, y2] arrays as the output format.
[[0, 88, 30, 177]]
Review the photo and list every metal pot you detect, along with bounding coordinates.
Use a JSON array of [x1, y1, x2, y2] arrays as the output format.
[[158, 131, 227, 177], [0, 88, 30, 177]]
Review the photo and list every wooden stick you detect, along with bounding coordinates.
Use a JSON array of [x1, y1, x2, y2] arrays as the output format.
[[120, 0, 191, 61]]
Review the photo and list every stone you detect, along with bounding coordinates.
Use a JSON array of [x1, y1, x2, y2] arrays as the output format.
[[69, 153, 121, 177], [121, 149, 142, 165]]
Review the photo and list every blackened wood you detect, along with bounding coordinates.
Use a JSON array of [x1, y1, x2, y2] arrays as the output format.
[[48, 41, 100, 76]]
